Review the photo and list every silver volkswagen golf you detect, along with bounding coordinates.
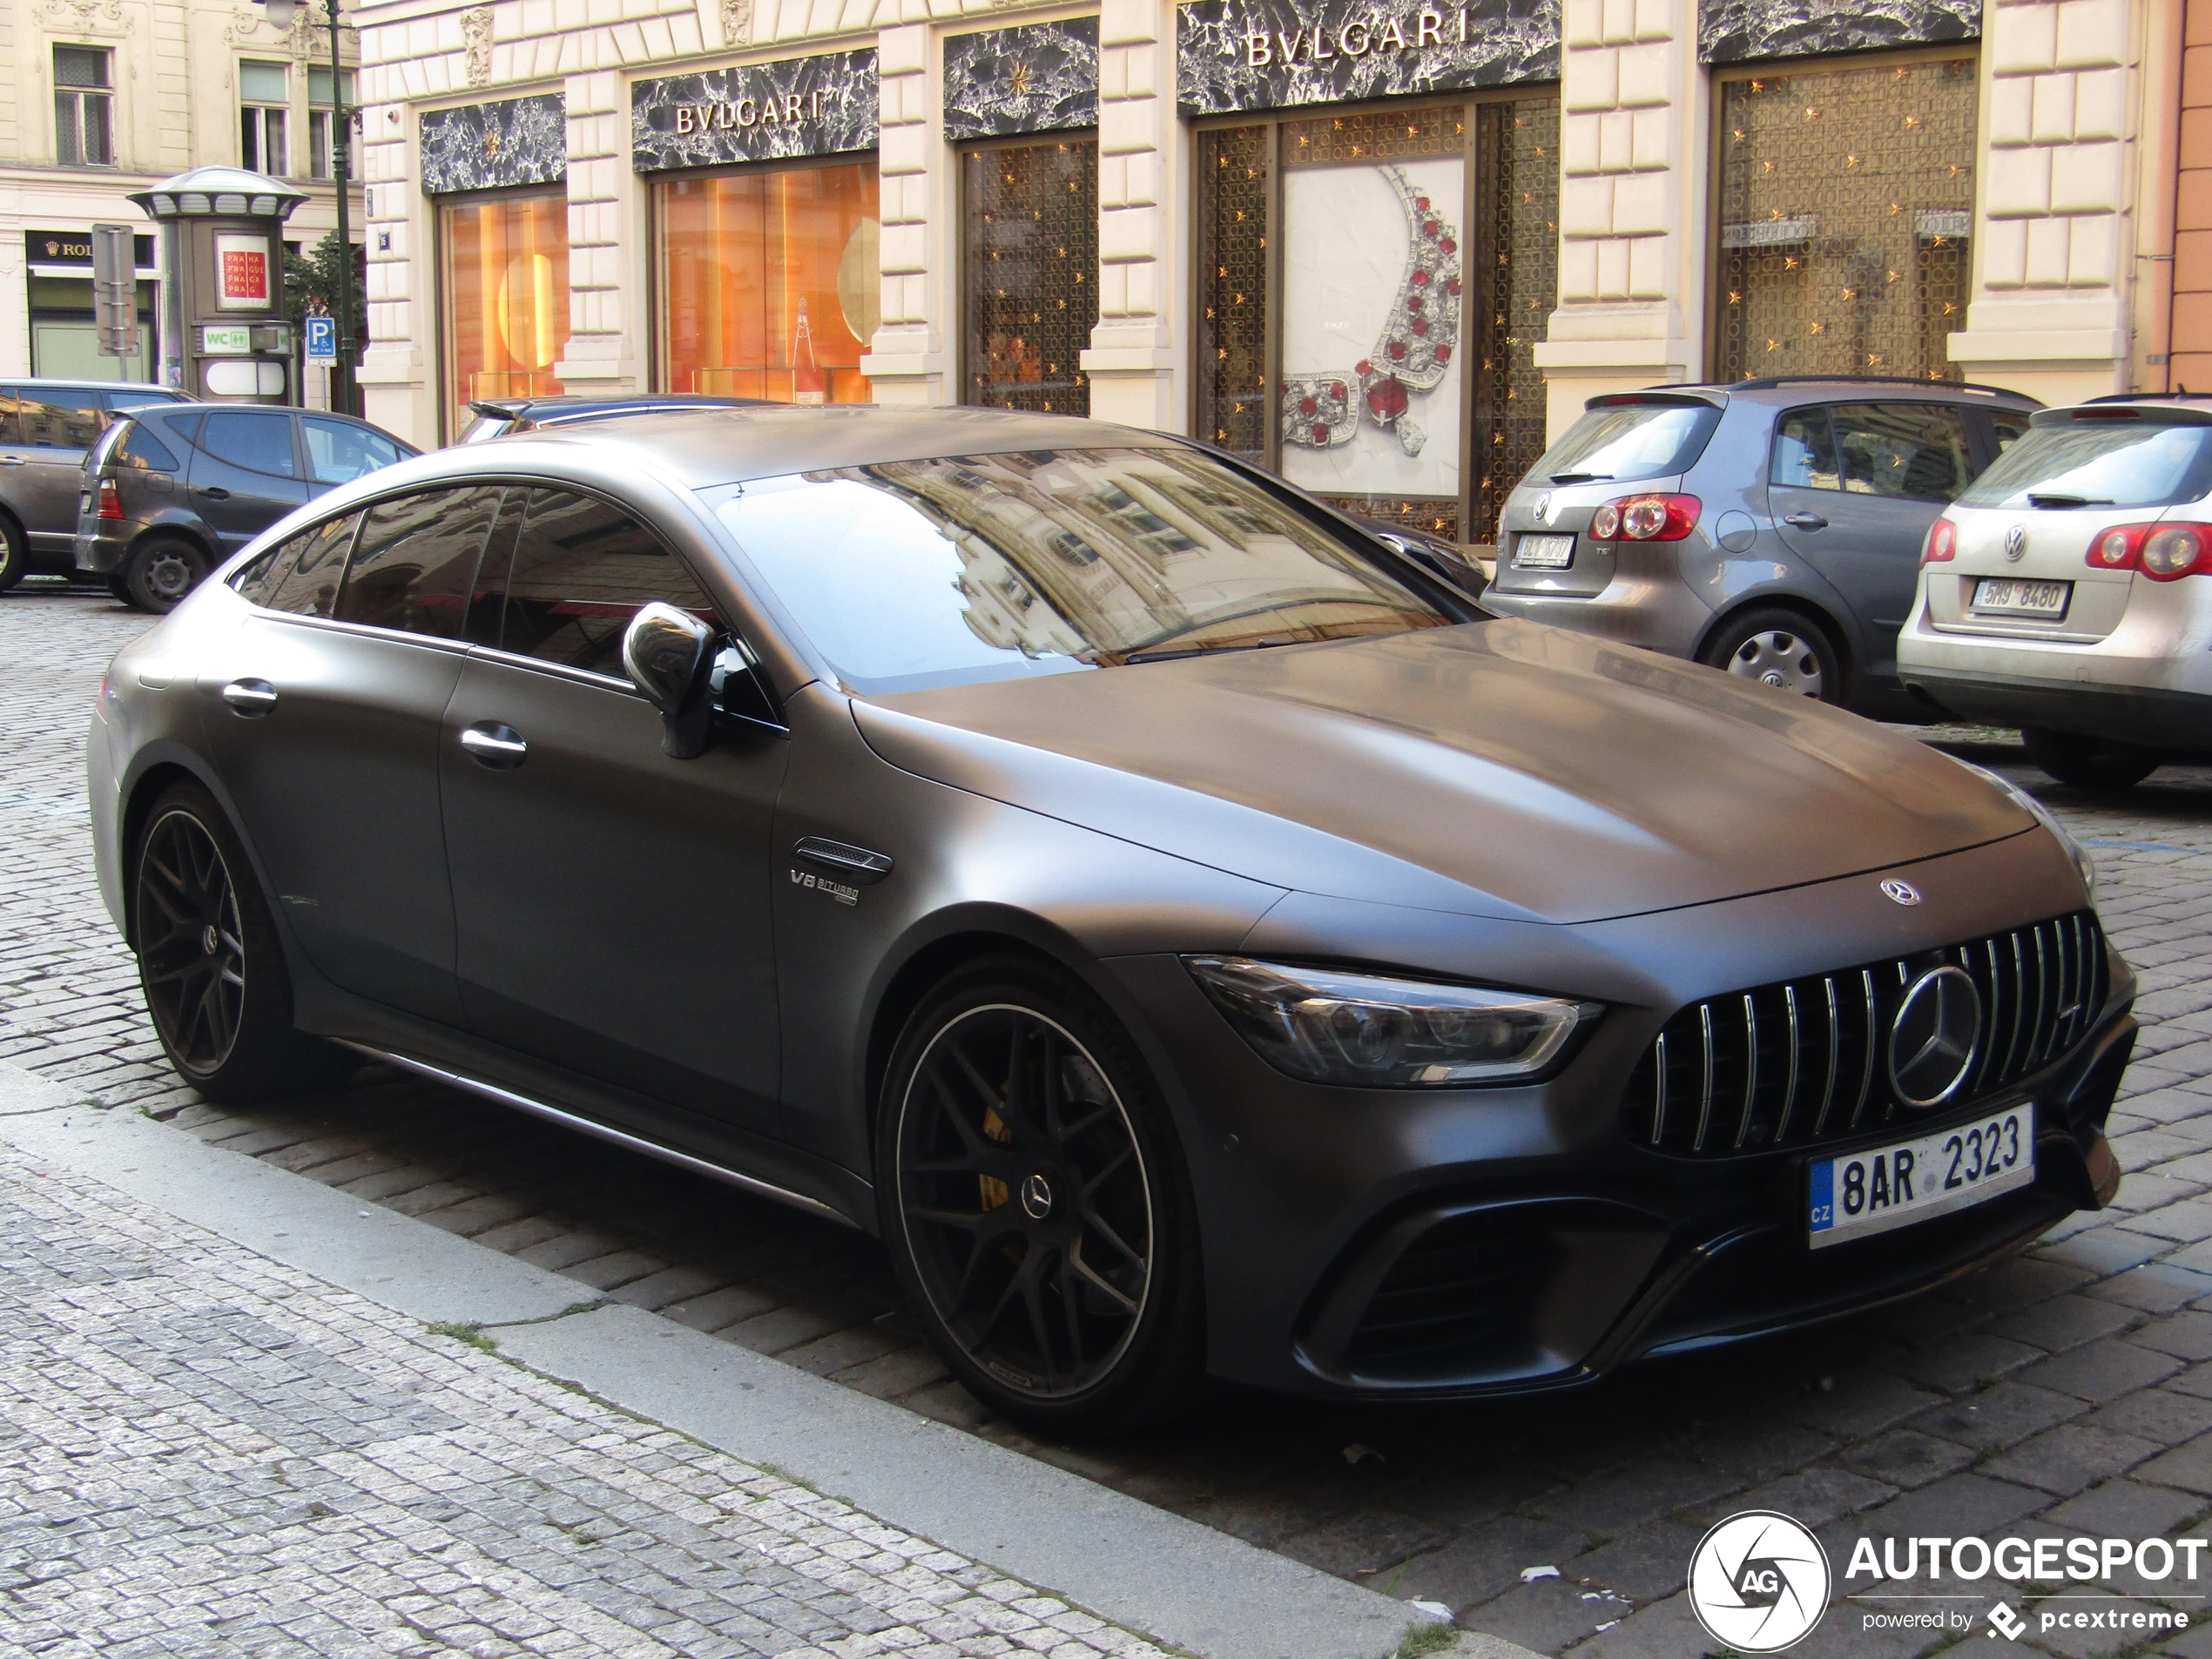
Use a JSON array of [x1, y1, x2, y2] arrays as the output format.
[[88, 406, 2130, 1433]]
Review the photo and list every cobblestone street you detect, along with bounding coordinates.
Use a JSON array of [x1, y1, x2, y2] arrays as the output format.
[[10, 579, 2212, 1656]]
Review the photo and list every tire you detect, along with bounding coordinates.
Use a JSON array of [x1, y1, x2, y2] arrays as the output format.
[[0, 515, 25, 595], [130, 780, 341, 1101], [2021, 726, 2160, 791], [876, 954, 1206, 1436], [106, 571, 132, 604], [1699, 606, 1844, 704], [121, 535, 209, 614]]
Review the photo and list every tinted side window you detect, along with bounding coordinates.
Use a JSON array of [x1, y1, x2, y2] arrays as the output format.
[[203, 411, 297, 477], [13, 388, 105, 448], [114, 420, 179, 473], [497, 489, 718, 677], [257, 511, 361, 616], [337, 487, 505, 640], [1831, 403, 1973, 502], [1771, 408, 1839, 489], [304, 417, 404, 485], [1991, 411, 2032, 455]]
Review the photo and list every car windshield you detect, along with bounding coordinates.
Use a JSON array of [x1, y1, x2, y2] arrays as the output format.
[[1527, 401, 1723, 485], [1957, 419, 2212, 509], [710, 446, 1454, 694]]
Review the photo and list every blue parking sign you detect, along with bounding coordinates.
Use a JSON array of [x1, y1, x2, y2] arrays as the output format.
[[305, 315, 337, 361]]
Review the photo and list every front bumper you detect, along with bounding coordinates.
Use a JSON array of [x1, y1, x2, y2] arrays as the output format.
[[1103, 825, 2128, 1399]]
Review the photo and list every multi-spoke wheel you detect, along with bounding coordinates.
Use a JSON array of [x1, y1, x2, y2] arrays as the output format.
[[880, 959, 1203, 1434], [130, 781, 337, 1101]]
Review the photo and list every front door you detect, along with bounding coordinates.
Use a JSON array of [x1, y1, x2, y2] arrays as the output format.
[[438, 486, 788, 1134], [0, 386, 107, 552], [1769, 401, 1975, 688], [188, 408, 311, 553]]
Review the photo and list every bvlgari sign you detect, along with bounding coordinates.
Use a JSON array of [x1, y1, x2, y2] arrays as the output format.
[[632, 49, 878, 171], [1177, 0, 1558, 116]]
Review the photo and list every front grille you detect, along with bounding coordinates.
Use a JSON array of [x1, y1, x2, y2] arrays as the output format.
[[1623, 910, 2106, 1157]]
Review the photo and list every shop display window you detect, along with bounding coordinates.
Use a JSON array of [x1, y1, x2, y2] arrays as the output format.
[[1194, 96, 1558, 544], [658, 161, 880, 405], [441, 192, 571, 441], [961, 138, 1098, 415], [1714, 56, 1977, 385]]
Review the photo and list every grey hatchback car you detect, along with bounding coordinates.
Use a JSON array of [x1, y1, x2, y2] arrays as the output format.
[[0, 378, 185, 591], [1482, 378, 2037, 715]]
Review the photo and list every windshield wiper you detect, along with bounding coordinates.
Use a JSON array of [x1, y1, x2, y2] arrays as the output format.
[[2026, 492, 2114, 509], [1548, 470, 1612, 484], [1124, 637, 1293, 665]]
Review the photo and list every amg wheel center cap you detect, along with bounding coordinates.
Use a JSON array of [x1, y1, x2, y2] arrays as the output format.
[[1020, 1170, 1055, 1222], [201, 924, 219, 956], [1889, 965, 1982, 1109]]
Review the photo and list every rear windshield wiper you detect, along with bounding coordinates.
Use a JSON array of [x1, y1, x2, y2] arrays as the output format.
[[1548, 471, 1612, 484], [2026, 492, 2114, 509]]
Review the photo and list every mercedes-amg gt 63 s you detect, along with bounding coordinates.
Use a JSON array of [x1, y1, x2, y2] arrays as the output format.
[[90, 407, 2134, 1433]]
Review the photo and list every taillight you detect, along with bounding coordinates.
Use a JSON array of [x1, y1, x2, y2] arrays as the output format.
[[1588, 494, 1700, 543], [1921, 518, 1958, 564], [96, 476, 122, 520], [2086, 522, 2212, 580]]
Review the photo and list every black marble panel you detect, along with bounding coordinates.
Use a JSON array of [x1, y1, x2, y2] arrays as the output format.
[[944, 17, 1099, 141], [1700, 0, 1979, 63], [420, 94, 567, 195], [632, 50, 879, 171], [1177, 0, 1559, 118]]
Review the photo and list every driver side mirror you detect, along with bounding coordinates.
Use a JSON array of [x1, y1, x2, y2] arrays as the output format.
[[622, 602, 717, 759]]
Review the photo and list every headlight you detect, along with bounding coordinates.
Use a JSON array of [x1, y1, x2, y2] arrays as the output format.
[[1184, 957, 1601, 1088], [1952, 757, 2096, 897]]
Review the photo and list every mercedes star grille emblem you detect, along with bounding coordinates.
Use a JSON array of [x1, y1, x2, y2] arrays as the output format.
[[1889, 965, 1983, 1109], [1879, 878, 1921, 906], [2004, 523, 2027, 562]]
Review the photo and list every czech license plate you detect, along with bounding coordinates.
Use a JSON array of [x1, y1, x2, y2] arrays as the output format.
[[1514, 533, 1575, 570], [1808, 1105, 2033, 1248], [1972, 577, 2071, 617]]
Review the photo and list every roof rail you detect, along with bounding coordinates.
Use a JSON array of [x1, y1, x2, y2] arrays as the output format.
[[1726, 374, 2025, 397]]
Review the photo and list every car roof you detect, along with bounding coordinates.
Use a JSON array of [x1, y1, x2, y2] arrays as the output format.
[[449, 404, 1177, 489], [469, 393, 766, 421], [10, 378, 179, 395], [141, 401, 396, 429], [1584, 376, 2039, 413]]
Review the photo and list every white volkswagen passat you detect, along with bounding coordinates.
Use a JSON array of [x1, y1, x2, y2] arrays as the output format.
[[1898, 398, 2212, 788]]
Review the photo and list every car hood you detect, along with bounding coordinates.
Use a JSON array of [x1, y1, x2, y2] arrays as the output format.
[[852, 619, 2033, 926]]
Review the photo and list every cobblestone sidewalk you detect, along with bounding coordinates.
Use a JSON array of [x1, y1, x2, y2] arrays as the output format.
[[0, 1137, 1166, 1659]]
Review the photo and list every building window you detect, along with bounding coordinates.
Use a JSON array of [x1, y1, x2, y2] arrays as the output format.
[[657, 160, 880, 405], [54, 46, 113, 167], [309, 66, 356, 181], [440, 191, 570, 441], [1192, 96, 1558, 544], [240, 59, 289, 176], [1713, 56, 1978, 384], [961, 138, 1097, 416]]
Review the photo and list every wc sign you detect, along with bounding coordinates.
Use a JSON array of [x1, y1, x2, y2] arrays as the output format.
[[305, 315, 336, 361]]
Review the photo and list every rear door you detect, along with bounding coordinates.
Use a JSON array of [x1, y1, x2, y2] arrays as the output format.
[[188, 408, 311, 550], [1770, 401, 1976, 687], [301, 415, 407, 496], [0, 386, 107, 551]]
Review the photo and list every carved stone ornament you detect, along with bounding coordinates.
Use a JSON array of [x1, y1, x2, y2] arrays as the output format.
[[462, 6, 493, 86], [37, 0, 126, 37], [222, 3, 306, 48], [720, 0, 753, 47]]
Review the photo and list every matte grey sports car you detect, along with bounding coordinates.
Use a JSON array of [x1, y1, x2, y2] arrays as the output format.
[[88, 407, 2134, 1433]]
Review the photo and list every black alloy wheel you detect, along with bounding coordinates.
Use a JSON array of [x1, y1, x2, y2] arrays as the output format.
[[123, 536, 208, 614], [136, 806, 247, 1077], [880, 961, 1203, 1433]]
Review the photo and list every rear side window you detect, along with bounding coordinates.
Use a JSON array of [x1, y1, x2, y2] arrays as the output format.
[[1991, 411, 2032, 454], [113, 420, 179, 473], [1528, 400, 1723, 486], [337, 487, 506, 640], [1957, 419, 2212, 510], [494, 488, 718, 678], [304, 417, 404, 485], [202, 410, 297, 478], [1771, 408, 1840, 489], [8, 388, 105, 448], [245, 511, 361, 616], [1773, 404, 1975, 503]]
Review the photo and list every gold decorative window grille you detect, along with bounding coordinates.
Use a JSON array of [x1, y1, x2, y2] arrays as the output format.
[[1714, 57, 1978, 385], [961, 139, 1100, 416], [1472, 99, 1558, 543], [1195, 124, 1271, 463]]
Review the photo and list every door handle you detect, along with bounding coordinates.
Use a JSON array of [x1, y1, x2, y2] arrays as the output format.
[[1784, 512, 1828, 530], [220, 678, 278, 716], [198, 486, 231, 500], [459, 723, 528, 768]]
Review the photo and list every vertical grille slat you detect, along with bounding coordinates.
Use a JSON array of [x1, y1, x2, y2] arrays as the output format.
[[1626, 910, 2105, 1157]]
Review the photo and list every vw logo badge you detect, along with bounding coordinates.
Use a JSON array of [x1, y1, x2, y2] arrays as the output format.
[[1889, 964, 1983, 1109], [1687, 1510, 1831, 1652], [2004, 523, 2027, 563], [1020, 1170, 1055, 1222], [1879, 878, 1921, 906], [1533, 494, 1552, 524]]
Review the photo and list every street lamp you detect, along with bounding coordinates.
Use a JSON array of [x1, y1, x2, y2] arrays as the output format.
[[254, 0, 357, 414]]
